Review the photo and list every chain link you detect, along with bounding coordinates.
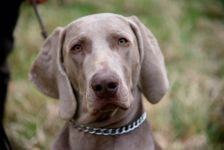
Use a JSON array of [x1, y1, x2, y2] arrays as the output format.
[[73, 112, 147, 136]]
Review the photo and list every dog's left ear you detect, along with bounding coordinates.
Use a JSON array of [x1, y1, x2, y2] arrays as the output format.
[[127, 16, 169, 104]]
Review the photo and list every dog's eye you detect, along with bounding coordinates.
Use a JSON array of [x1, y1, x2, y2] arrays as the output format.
[[71, 44, 82, 53], [118, 38, 129, 46]]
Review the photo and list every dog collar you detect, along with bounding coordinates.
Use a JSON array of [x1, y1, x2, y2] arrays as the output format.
[[72, 112, 147, 136]]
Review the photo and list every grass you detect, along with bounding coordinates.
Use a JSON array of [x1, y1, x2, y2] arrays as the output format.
[[4, 0, 224, 149]]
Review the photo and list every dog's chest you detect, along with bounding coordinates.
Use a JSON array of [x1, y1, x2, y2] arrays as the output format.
[[69, 122, 155, 150]]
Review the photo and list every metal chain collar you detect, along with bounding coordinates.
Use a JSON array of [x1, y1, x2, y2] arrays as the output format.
[[72, 112, 147, 136]]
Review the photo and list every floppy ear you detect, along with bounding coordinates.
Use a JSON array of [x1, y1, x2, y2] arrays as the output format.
[[128, 16, 169, 104], [29, 27, 77, 119]]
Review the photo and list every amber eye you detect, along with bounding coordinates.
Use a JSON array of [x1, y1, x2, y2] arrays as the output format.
[[71, 44, 82, 53], [118, 38, 129, 46]]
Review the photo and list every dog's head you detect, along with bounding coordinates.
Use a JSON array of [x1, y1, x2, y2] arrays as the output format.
[[30, 13, 169, 125]]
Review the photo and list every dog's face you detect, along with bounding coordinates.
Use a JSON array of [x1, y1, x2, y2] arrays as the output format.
[[30, 13, 169, 126], [62, 15, 141, 123]]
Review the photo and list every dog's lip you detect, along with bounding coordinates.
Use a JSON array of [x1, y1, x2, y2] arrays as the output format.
[[89, 100, 130, 115], [94, 107, 119, 122]]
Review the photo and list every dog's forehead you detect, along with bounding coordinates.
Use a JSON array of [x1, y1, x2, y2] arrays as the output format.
[[65, 13, 131, 37]]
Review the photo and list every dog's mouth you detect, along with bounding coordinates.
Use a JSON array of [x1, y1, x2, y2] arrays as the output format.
[[87, 100, 130, 121], [95, 106, 119, 122], [90, 100, 129, 115], [76, 97, 131, 127]]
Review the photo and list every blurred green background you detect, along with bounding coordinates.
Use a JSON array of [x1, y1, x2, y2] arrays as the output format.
[[5, 0, 224, 149]]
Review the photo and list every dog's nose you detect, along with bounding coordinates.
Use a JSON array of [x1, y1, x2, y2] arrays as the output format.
[[91, 71, 119, 98]]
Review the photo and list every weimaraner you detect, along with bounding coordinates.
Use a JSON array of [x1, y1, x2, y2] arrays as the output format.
[[30, 13, 169, 150]]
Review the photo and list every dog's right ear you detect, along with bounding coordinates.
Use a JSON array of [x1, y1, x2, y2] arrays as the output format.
[[30, 27, 77, 120], [127, 16, 169, 104]]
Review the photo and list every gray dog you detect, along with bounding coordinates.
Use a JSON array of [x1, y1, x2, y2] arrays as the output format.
[[30, 13, 169, 150]]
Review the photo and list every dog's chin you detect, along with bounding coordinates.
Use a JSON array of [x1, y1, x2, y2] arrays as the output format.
[[75, 97, 132, 128], [93, 106, 120, 122], [89, 100, 130, 115], [84, 105, 129, 128], [83, 100, 130, 125]]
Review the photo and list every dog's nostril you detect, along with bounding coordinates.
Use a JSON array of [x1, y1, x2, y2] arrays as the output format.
[[93, 84, 103, 92], [107, 82, 118, 91]]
